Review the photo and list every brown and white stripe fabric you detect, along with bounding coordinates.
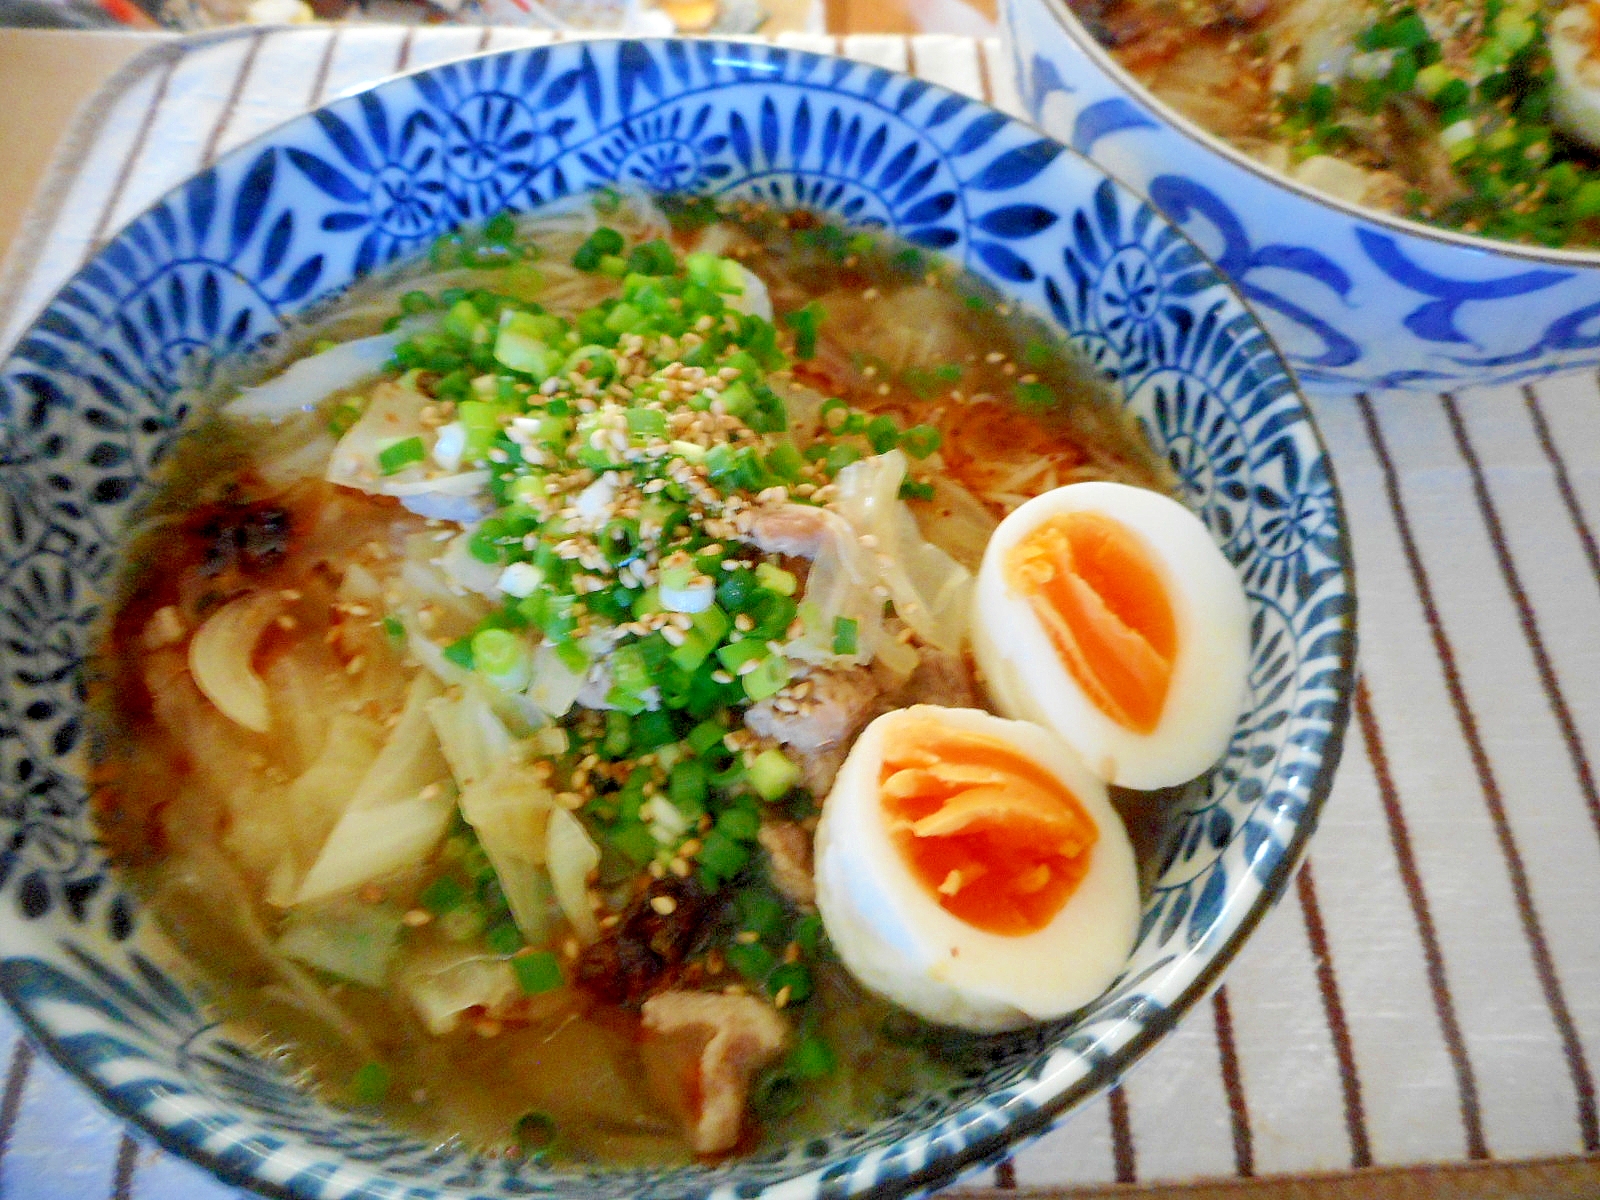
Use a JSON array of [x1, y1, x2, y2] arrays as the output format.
[[1, 26, 1599, 1198]]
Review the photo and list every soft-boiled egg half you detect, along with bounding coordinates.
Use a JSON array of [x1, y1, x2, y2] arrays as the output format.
[[971, 481, 1250, 791], [813, 705, 1139, 1032]]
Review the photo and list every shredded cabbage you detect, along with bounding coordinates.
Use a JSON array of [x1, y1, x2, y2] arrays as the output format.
[[776, 452, 973, 674], [428, 688, 519, 788], [325, 380, 431, 492], [292, 794, 455, 906], [546, 807, 601, 944], [831, 450, 973, 653], [276, 902, 404, 988], [528, 642, 586, 720], [457, 762, 561, 944], [397, 945, 521, 1036], [289, 674, 454, 905], [438, 528, 505, 597], [349, 674, 450, 809], [386, 471, 494, 523], [226, 330, 406, 420]]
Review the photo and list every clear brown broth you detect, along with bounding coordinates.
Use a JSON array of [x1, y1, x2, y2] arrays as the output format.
[[89, 205, 1175, 1165]]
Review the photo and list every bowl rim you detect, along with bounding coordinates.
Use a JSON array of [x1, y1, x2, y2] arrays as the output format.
[[0, 31, 1360, 1200], [1020, 0, 1600, 268]]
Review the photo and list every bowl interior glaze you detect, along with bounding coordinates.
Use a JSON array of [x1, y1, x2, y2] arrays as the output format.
[[0, 37, 1355, 1200]]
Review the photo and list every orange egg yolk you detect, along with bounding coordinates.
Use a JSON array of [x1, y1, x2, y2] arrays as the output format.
[[879, 717, 1098, 936], [1005, 511, 1177, 735]]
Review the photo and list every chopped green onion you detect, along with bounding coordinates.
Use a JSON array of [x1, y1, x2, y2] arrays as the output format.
[[716, 638, 768, 674], [485, 921, 523, 956], [755, 562, 797, 596], [767, 961, 813, 1004], [348, 1062, 391, 1106], [419, 874, 467, 914], [832, 616, 858, 657], [377, 436, 426, 476], [326, 400, 363, 436], [609, 823, 657, 867], [698, 830, 751, 882], [572, 227, 624, 271], [1015, 380, 1054, 411], [741, 655, 791, 702], [748, 747, 801, 800], [511, 950, 565, 995], [736, 887, 785, 937], [792, 912, 824, 956], [900, 424, 943, 459], [725, 940, 776, 983], [603, 710, 632, 758], [782, 301, 823, 359], [866, 415, 901, 453], [669, 758, 710, 814], [787, 1035, 836, 1078], [515, 1111, 558, 1153], [717, 805, 761, 843], [688, 719, 728, 757], [471, 628, 530, 685], [443, 636, 475, 670]]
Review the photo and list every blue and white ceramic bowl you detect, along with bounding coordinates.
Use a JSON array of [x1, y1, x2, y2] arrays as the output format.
[[0, 37, 1354, 1200], [1001, 0, 1600, 394]]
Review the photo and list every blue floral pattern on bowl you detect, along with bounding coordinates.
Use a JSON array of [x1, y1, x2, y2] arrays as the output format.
[[0, 37, 1355, 1200], [1002, 0, 1600, 394]]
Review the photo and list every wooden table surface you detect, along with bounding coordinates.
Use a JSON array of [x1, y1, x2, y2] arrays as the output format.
[[0, 0, 997, 259]]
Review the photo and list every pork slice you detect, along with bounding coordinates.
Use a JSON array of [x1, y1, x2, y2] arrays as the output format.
[[758, 819, 815, 906], [895, 647, 979, 710], [744, 667, 881, 758], [640, 991, 790, 1155], [747, 503, 831, 559], [744, 666, 886, 793]]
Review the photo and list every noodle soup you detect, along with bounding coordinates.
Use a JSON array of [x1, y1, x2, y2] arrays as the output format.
[[1072, 0, 1600, 248], [89, 194, 1235, 1165]]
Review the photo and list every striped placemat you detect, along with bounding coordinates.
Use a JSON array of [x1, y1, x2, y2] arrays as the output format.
[[3, 26, 1600, 1200]]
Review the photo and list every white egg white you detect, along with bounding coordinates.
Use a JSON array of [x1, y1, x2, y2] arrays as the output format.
[[1550, 5, 1600, 152], [971, 481, 1250, 791], [813, 705, 1140, 1032]]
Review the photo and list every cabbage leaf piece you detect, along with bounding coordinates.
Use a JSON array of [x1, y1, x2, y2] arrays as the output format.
[[290, 672, 454, 905], [276, 901, 405, 988]]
